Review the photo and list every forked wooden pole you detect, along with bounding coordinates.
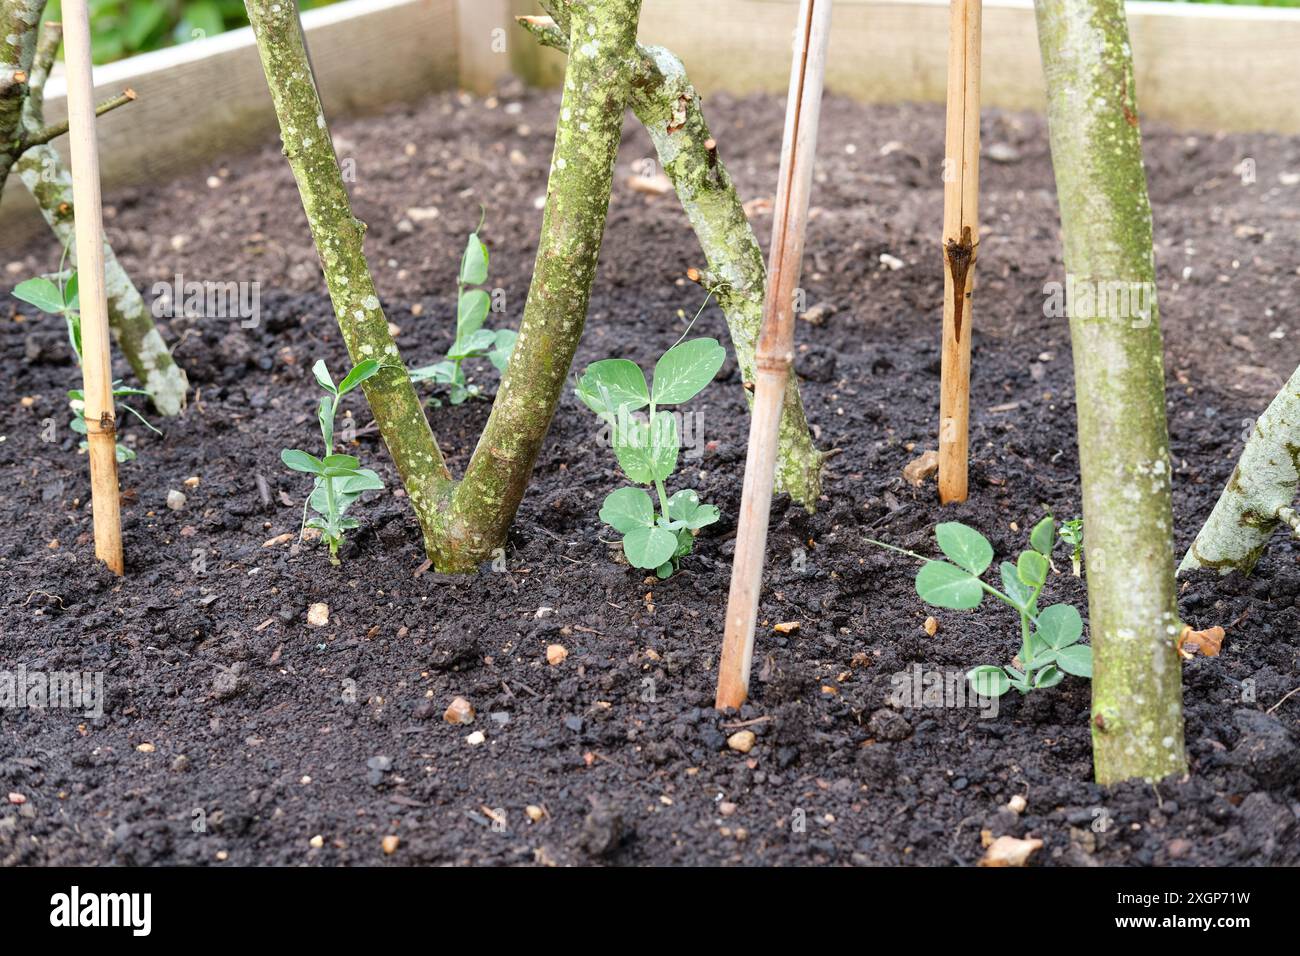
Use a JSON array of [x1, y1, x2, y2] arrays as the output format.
[[937, 0, 982, 505], [64, 0, 124, 575], [716, 0, 831, 711]]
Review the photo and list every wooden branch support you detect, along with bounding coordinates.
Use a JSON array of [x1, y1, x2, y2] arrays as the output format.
[[62, 0, 123, 575], [716, 0, 832, 711], [937, 0, 981, 505]]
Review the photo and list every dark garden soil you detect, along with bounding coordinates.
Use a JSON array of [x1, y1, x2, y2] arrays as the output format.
[[2, 83, 1299, 867]]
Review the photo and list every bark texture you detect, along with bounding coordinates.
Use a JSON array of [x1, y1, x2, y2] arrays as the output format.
[[436, 0, 643, 570], [1035, 0, 1186, 784], [0, 0, 46, 198], [245, 0, 454, 551], [522, 9, 825, 508], [247, 0, 641, 571], [1179, 363, 1300, 575], [3, 17, 189, 414]]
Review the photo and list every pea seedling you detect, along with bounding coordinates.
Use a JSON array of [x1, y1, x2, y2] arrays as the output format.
[[281, 359, 386, 565], [409, 217, 515, 405], [13, 265, 158, 462], [1060, 517, 1083, 577], [867, 517, 1092, 697], [577, 334, 725, 578]]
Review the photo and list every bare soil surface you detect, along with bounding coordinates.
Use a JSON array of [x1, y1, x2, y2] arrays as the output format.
[[1, 84, 1298, 866]]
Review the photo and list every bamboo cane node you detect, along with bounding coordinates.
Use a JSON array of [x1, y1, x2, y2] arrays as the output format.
[[85, 412, 118, 438], [756, 353, 792, 373]]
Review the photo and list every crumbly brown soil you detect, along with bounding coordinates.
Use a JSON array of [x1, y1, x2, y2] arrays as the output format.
[[1, 84, 1298, 866]]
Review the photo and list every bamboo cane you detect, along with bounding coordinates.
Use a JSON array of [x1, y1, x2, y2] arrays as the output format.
[[63, 0, 123, 575], [716, 0, 832, 711], [937, 0, 982, 505]]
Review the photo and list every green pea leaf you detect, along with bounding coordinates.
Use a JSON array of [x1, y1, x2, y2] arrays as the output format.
[[613, 410, 678, 484], [1030, 515, 1055, 556], [460, 233, 489, 285], [667, 489, 720, 530], [12, 277, 65, 314], [457, 289, 490, 338], [599, 487, 655, 533], [1054, 643, 1093, 678], [623, 525, 679, 570], [1033, 665, 1064, 689], [449, 328, 496, 359], [1017, 550, 1048, 588], [967, 665, 1011, 698], [935, 521, 993, 575], [915, 560, 983, 610], [321, 453, 362, 477], [1000, 560, 1035, 611], [312, 359, 337, 394], [337, 359, 383, 395], [488, 329, 517, 371], [650, 337, 726, 405], [337, 469, 384, 494], [64, 272, 79, 312], [409, 360, 457, 384], [576, 359, 650, 417], [282, 449, 324, 475], [1036, 603, 1083, 649]]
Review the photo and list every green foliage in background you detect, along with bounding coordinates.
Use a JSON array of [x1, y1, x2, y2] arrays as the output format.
[[45, 0, 338, 64]]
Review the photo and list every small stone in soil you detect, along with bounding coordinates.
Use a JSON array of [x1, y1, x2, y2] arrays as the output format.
[[166, 490, 187, 511], [727, 730, 756, 753], [546, 643, 568, 666], [381, 835, 400, 855], [443, 696, 475, 725], [307, 603, 330, 627], [525, 805, 544, 823], [903, 450, 939, 488], [465, 730, 486, 746], [366, 755, 392, 772]]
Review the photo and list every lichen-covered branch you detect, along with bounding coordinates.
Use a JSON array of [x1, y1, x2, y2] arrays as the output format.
[[0, 0, 46, 197], [1035, 0, 1186, 785], [13, 20, 188, 416], [1179, 363, 1300, 575], [433, 0, 643, 571], [521, 9, 825, 508], [245, 0, 454, 550]]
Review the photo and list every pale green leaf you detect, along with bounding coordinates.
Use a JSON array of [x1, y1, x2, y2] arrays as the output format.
[[935, 521, 993, 575], [651, 337, 726, 405]]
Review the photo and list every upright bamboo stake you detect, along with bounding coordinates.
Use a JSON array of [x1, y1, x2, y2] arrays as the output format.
[[716, 0, 832, 711], [62, 0, 122, 574], [937, 0, 982, 505]]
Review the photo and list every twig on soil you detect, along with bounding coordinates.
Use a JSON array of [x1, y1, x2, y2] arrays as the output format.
[[720, 715, 772, 730], [1266, 685, 1300, 715]]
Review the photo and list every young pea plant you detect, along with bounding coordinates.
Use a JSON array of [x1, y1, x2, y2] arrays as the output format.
[[13, 264, 159, 462], [409, 218, 516, 405], [281, 359, 386, 565], [577, 327, 726, 579], [867, 517, 1092, 697], [1059, 517, 1083, 577]]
